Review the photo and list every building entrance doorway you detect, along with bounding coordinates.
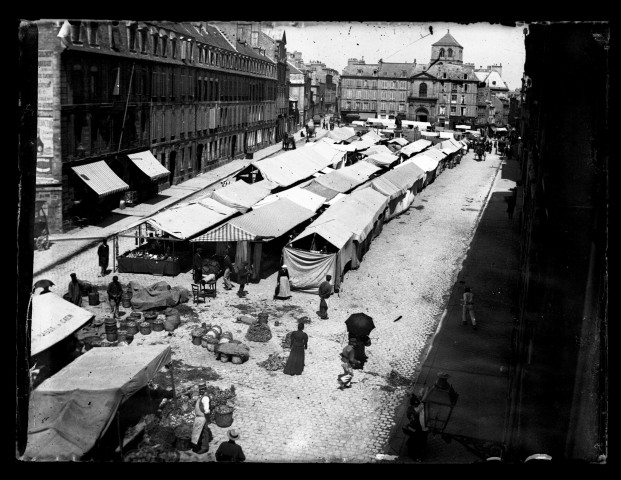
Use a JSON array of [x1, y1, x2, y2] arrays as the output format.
[[416, 108, 429, 122]]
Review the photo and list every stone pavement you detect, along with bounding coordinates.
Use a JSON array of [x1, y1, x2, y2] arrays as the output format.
[[34, 125, 325, 278], [386, 155, 521, 463]]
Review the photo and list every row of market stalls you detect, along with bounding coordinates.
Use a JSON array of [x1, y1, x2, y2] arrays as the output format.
[[282, 132, 469, 294]]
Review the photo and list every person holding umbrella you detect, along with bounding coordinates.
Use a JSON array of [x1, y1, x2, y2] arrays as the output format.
[[32, 279, 54, 295], [345, 313, 376, 370]]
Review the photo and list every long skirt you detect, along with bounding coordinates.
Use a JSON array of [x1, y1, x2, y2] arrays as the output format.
[[275, 277, 291, 299], [352, 343, 367, 369], [283, 344, 305, 375], [319, 298, 328, 318]]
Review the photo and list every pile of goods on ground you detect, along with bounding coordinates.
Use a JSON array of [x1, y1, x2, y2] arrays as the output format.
[[215, 342, 251, 363], [123, 444, 180, 462], [235, 315, 258, 325], [245, 322, 272, 342], [256, 353, 287, 371], [281, 332, 293, 349]]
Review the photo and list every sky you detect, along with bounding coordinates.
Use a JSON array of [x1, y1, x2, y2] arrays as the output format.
[[265, 22, 527, 90]]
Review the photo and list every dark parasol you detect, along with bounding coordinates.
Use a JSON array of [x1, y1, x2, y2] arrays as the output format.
[[345, 313, 375, 337], [33, 279, 55, 291]]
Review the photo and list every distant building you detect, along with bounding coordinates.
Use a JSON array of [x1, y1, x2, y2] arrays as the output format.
[[474, 63, 511, 129], [339, 30, 479, 128]]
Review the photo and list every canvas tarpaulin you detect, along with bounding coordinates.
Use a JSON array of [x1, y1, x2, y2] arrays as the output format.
[[327, 127, 356, 142], [128, 280, 190, 311], [408, 154, 440, 173], [24, 344, 172, 461], [361, 144, 393, 157], [31, 293, 94, 356], [127, 150, 170, 180], [389, 137, 409, 146], [210, 180, 273, 213], [281, 248, 337, 295], [399, 139, 432, 158], [251, 151, 318, 187], [71, 161, 129, 198], [306, 140, 347, 168], [301, 181, 341, 202], [362, 152, 400, 168], [252, 186, 326, 212]]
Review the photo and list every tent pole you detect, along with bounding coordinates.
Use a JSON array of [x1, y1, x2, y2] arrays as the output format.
[[168, 362, 177, 404], [116, 411, 124, 460]]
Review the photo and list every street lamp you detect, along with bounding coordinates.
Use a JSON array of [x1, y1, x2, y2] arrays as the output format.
[[421, 372, 459, 433]]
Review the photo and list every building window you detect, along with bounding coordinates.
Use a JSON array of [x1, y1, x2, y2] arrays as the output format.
[[419, 83, 427, 97], [398, 104, 405, 112], [88, 66, 99, 102], [443, 73, 447, 79], [355, 90, 361, 99], [171, 39, 177, 59], [71, 64, 84, 103], [450, 106, 456, 113], [439, 48, 445, 57], [451, 94, 457, 102], [464, 84, 468, 92], [461, 95, 465, 104], [128, 25, 137, 51], [464, 74, 468, 80], [461, 107, 466, 116], [363, 102, 369, 110], [161, 35, 168, 57], [448, 48, 453, 57], [140, 29, 148, 53], [355, 102, 360, 110], [492, 81, 497, 85], [110, 22, 121, 51], [87, 22, 99, 46], [152, 33, 159, 55], [345, 101, 351, 109], [439, 106, 446, 115]]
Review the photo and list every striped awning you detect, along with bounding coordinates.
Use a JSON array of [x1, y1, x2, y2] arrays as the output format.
[[71, 161, 129, 198], [191, 222, 255, 243], [127, 150, 170, 180]]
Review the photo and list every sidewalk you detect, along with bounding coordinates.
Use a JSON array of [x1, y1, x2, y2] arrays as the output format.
[[35, 126, 327, 276], [386, 156, 522, 463]]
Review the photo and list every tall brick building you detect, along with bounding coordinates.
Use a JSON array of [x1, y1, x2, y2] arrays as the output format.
[[35, 20, 279, 233]]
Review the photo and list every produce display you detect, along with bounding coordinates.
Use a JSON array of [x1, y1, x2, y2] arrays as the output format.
[[245, 322, 272, 342], [203, 384, 236, 408], [257, 353, 287, 371], [123, 445, 180, 462], [216, 342, 250, 360]]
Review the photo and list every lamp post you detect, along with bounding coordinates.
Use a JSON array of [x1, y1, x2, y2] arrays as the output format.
[[417, 372, 507, 461]]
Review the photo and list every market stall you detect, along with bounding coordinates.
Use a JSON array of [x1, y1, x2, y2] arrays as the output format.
[[23, 344, 174, 461], [116, 197, 238, 276], [191, 197, 317, 281], [283, 188, 389, 294]]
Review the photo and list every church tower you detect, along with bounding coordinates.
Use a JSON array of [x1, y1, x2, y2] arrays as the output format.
[[431, 29, 463, 64]]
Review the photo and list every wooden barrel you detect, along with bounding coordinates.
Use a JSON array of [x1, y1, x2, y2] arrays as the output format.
[[106, 332, 118, 342], [88, 291, 100, 306], [117, 330, 128, 343], [191, 328, 206, 346], [126, 321, 138, 335], [152, 319, 164, 332], [139, 322, 151, 335], [104, 318, 117, 340], [121, 291, 132, 308]]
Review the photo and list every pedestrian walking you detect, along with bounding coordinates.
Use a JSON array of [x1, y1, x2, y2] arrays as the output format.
[[237, 261, 250, 296], [274, 265, 291, 300], [67, 273, 82, 306], [97, 239, 109, 277], [462, 286, 477, 330], [193, 248, 204, 285], [222, 252, 234, 290], [338, 338, 361, 389], [107, 275, 123, 318], [349, 333, 370, 370], [215, 429, 246, 462], [283, 322, 308, 376], [317, 275, 333, 319], [190, 385, 213, 454]]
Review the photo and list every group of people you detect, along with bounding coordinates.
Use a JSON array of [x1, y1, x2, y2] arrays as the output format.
[[193, 247, 253, 297], [66, 271, 124, 318]]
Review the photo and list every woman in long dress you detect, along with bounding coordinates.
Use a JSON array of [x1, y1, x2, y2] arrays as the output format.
[[283, 323, 308, 375], [274, 265, 291, 300]]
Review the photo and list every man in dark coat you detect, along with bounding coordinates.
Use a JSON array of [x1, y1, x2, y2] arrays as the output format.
[[237, 261, 250, 296], [222, 252, 234, 290], [67, 273, 82, 306], [318, 275, 333, 319], [97, 239, 109, 277], [215, 429, 246, 462], [193, 248, 204, 284], [107, 275, 123, 318]]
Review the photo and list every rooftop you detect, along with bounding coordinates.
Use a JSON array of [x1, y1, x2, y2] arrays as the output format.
[[432, 30, 463, 48]]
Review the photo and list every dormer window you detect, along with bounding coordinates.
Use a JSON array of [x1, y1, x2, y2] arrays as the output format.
[[87, 22, 99, 46]]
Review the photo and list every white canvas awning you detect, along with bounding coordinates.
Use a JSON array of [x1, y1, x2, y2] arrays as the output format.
[[71, 161, 129, 198], [127, 150, 170, 180], [31, 293, 94, 356]]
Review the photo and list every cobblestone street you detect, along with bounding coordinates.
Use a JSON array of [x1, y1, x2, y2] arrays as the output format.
[[32, 150, 502, 462]]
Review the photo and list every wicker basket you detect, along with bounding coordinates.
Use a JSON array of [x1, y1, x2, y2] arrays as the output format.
[[152, 319, 164, 332], [219, 354, 230, 363], [214, 405, 234, 428], [139, 322, 151, 335]]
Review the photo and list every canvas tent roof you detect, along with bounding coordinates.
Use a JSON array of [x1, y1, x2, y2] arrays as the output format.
[[252, 186, 326, 212], [399, 139, 432, 158], [420, 131, 440, 137], [146, 201, 237, 240], [356, 175, 403, 201], [327, 127, 356, 142], [421, 148, 447, 161], [361, 130, 383, 143], [312, 162, 380, 193], [382, 162, 426, 190], [361, 144, 393, 157], [362, 152, 401, 168], [389, 137, 409, 146], [31, 293, 94, 356], [71, 161, 129, 198], [210, 180, 274, 213], [191, 197, 315, 242], [305, 140, 347, 168], [437, 140, 461, 154], [408, 154, 440, 172], [302, 181, 341, 202], [24, 345, 172, 461]]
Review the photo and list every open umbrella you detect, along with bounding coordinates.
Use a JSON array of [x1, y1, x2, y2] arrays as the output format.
[[32, 279, 55, 293], [345, 313, 375, 337]]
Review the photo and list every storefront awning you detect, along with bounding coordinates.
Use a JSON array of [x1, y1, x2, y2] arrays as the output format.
[[127, 150, 170, 180], [191, 222, 256, 243], [71, 161, 129, 198]]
